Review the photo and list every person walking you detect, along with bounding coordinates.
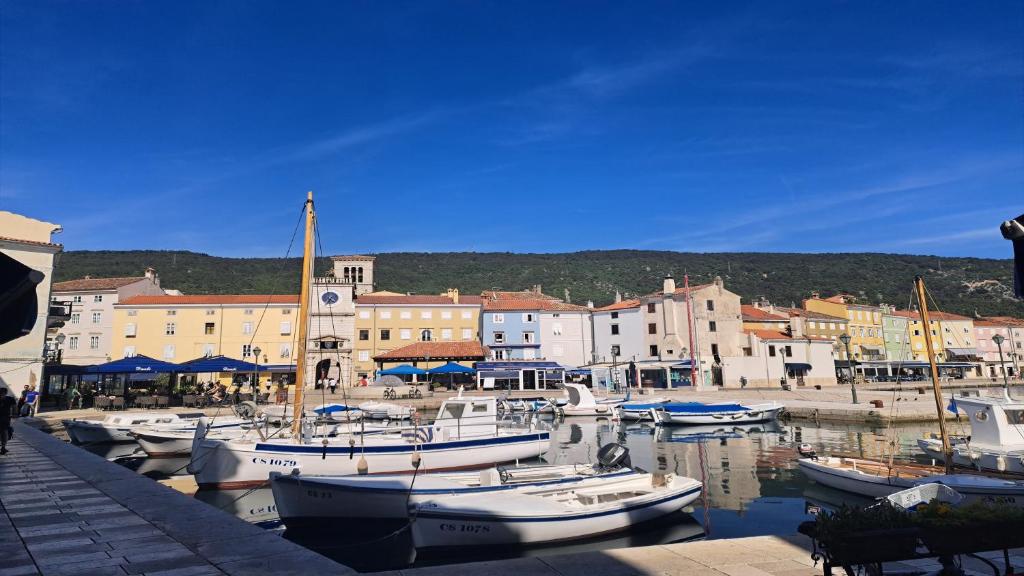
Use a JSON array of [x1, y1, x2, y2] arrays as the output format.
[[22, 386, 38, 417], [16, 385, 28, 418], [1, 387, 16, 454], [64, 385, 82, 410], [328, 377, 338, 395]]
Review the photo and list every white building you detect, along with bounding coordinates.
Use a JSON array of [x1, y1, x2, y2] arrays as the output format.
[[724, 328, 838, 388], [592, 296, 645, 363], [0, 211, 62, 393], [539, 305, 593, 368], [51, 269, 166, 365]]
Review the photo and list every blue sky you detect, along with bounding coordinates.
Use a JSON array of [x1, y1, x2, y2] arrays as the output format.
[[1, 1, 1022, 258]]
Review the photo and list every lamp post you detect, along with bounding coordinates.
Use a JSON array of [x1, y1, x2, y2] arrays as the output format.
[[610, 347, 619, 393], [839, 333, 858, 404], [993, 334, 1009, 390], [54, 333, 66, 364], [252, 346, 262, 397], [779, 345, 789, 389]]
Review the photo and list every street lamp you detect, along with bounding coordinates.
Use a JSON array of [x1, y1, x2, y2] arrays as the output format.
[[992, 334, 1010, 390], [252, 346, 262, 396], [54, 333, 66, 364], [839, 333, 859, 404]]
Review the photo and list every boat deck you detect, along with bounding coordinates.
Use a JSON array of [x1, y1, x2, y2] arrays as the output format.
[[0, 421, 356, 576]]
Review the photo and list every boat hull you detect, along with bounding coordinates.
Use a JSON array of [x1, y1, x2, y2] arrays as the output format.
[[918, 438, 1024, 475], [798, 458, 909, 497], [660, 404, 783, 425], [192, 431, 552, 489], [63, 420, 136, 444], [410, 477, 702, 548], [270, 467, 634, 530]]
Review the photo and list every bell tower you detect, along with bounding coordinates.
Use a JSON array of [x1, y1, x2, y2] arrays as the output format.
[[330, 255, 375, 295]]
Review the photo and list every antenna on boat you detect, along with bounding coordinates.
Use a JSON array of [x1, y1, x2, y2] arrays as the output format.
[[915, 276, 953, 475], [291, 191, 316, 439]]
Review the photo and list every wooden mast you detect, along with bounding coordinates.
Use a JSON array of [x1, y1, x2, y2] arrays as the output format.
[[291, 192, 315, 438], [915, 275, 953, 474]]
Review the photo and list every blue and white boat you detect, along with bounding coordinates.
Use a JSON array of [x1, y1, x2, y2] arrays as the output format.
[[189, 394, 551, 489], [618, 398, 670, 420], [649, 401, 784, 426]]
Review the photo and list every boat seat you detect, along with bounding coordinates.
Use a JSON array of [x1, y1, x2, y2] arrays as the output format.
[[479, 468, 500, 487]]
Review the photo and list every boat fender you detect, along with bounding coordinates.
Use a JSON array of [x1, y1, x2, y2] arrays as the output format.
[[996, 456, 1007, 472], [348, 437, 355, 460], [321, 438, 328, 460], [357, 455, 368, 475], [411, 451, 421, 469], [969, 451, 981, 462]]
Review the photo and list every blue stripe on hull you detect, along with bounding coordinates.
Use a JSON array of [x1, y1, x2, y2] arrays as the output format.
[[254, 432, 550, 454], [279, 469, 636, 495]]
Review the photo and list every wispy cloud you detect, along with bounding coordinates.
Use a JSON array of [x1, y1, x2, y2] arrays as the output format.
[[275, 111, 440, 165], [898, 227, 999, 246]]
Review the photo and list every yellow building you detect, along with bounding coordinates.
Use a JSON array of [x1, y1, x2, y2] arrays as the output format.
[[803, 294, 885, 361], [892, 310, 975, 362], [352, 289, 483, 380], [112, 294, 299, 369]]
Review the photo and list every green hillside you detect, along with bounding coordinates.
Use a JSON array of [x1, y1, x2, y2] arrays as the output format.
[[53, 250, 1024, 317]]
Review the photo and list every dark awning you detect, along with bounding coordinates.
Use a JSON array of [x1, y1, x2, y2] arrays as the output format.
[[786, 362, 812, 371], [178, 355, 258, 373], [88, 355, 180, 374]]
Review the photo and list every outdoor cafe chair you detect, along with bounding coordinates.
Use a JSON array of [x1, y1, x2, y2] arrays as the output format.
[[156, 396, 169, 409], [111, 397, 125, 410], [94, 396, 110, 410]]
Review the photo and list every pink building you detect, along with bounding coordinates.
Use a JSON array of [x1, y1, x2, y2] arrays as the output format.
[[974, 318, 1024, 379]]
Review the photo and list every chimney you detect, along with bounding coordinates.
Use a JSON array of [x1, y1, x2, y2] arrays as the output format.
[[790, 317, 804, 338], [614, 291, 622, 303], [450, 288, 459, 304], [810, 290, 820, 299], [144, 267, 159, 286], [663, 275, 676, 295], [564, 288, 571, 303], [586, 300, 594, 309], [714, 275, 724, 289]]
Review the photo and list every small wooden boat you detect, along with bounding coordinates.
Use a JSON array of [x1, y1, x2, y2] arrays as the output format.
[[271, 461, 636, 532], [649, 402, 784, 425], [798, 456, 1024, 505], [410, 472, 703, 549], [63, 412, 205, 444]]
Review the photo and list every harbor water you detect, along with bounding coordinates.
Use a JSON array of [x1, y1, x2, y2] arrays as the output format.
[[81, 417, 959, 572]]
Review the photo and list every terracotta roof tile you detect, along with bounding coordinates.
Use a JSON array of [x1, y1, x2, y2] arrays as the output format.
[[481, 290, 561, 301], [357, 294, 483, 305], [484, 299, 589, 312], [982, 316, 1024, 327], [741, 305, 788, 321], [641, 283, 714, 299], [595, 299, 641, 312], [0, 235, 63, 249], [119, 295, 298, 306], [744, 328, 832, 342], [890, 310, 972, 321], [374, 340, 487, 361], [775, 306, 847, 321], [53, 277, 148, 292]]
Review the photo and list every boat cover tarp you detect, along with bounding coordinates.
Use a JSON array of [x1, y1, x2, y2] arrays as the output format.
[[662, 402, 750, 413]]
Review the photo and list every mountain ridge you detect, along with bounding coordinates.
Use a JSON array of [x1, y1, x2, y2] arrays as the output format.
[[52, 249, 1024, 317]]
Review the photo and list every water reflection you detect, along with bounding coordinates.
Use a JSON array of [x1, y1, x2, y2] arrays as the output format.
[[91, 418, 952, 572]]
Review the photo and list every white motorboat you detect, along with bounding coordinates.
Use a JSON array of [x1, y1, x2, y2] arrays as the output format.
[[649, 401, 784, 425], [189, 394, 551, 489], [917, 392, 1024, 475], [798, 456, 1024, 506], [558, 383, 618, 417], [271, 444, 637, 531], [410, 471, 703, 549], [63, 412, 204, 444], [358, 401, 415, 420]]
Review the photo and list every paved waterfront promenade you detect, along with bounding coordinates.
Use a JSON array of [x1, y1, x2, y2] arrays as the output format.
[[0, 421, 356, 576]]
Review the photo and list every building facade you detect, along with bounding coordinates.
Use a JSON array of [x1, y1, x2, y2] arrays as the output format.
[[881, 309, 912, 362], [975, 318, 1023, 378], [591, 299, 644, 364], [480, 289, 592, 364], [352, 290, 483, 381], [725, 329, 838, 388], [306, 255, 376, 387], [0, 211, 63, 393], [51, 270, 166, 365], [112, 295, 299, 367], [804, 294, 885, 361]]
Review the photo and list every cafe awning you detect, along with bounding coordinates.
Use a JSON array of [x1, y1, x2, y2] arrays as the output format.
[[786, 362, 812, 371], [427, 362, 475, 374], [378, 364, 427, 376], [178, 355, 258, 373], [88, 355, 180, 374]]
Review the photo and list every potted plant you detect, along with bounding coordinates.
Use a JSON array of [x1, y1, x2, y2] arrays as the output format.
[[800, 503, 920, 565], [915, 500, 1024, 555]]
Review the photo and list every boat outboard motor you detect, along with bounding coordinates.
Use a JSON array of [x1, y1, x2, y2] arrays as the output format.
[[596, 442, 631, 471]]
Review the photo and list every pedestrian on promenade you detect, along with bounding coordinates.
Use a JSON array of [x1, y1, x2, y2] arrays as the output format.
[[275, 383, 288, 405], [1, 387, 16, 454], [16, 385, 28, 417], [328, 378, 337, 394], [21, 386, 38, 417], [64, 385, 82, 410], [358, 375, 368, 387]]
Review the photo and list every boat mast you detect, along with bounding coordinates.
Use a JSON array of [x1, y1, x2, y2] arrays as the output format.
[[915, 275, 953, 474], [292, 191, 316, 438], [685, 274, 698, 387]]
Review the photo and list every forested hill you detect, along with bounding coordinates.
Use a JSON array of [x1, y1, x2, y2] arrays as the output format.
[[53, 250, 1024, 317]]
